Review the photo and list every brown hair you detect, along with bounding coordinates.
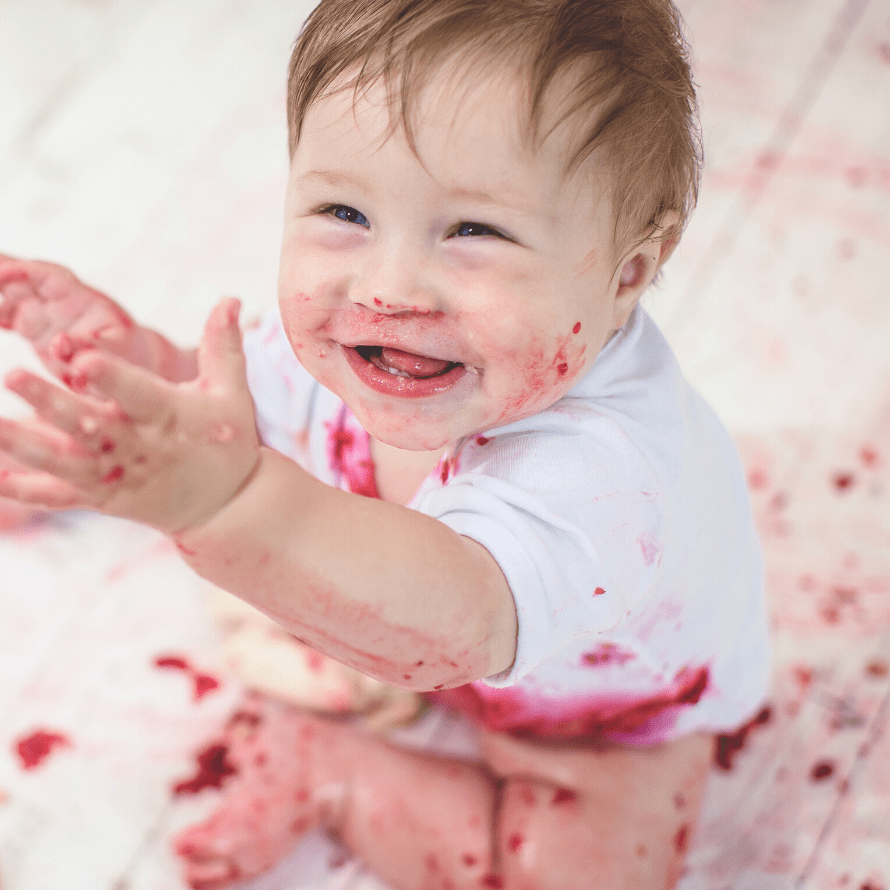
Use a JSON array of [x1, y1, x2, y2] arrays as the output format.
[[287, 0, 701, 256]]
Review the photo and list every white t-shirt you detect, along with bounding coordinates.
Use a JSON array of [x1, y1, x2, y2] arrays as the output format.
[[243, 305, 771, 744]]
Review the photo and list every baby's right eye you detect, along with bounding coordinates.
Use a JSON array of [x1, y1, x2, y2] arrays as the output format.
[[322, 204, 370, 228]]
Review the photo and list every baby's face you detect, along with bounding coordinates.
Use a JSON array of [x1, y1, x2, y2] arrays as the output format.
[[278, 67, 637, 451]]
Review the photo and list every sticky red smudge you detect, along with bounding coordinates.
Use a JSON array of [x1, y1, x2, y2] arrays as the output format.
[[15, 730, 71, 770], [572, 322, 581, 334], [439, 456, 455, 484], [373, 298, 383, 307], [508, 833, 524, 852], [810, 760, 835, 781], [155, 655, 190, 671], [551, 787, 577, 805], [173, 743, 238, 795], [481, 875, 503, 889], [714, 706, 773, 771], [593, 587, 606, 596], [866, 660, 888, 678], [833, 472, 855, 491], [462, 853, 478, 867], [475, 435, 490, 446], [100, 438, 116, 453], [675, 824, 690, 854], [102, 465, 124, 483], [557, 362, 569, 375]]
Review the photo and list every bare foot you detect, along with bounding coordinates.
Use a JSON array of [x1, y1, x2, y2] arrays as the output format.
[[173, 693, 347, 890]]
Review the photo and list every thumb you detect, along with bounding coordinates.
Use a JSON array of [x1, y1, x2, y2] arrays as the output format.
[[197, 297, 247, 390]]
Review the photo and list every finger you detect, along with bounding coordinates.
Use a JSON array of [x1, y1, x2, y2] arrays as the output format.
[[0, 466, 84, 509], [4, 368, 111, 445], [68, 350, 173, 422], [197, 298, 247, 390], [0, 416, 95, 486]]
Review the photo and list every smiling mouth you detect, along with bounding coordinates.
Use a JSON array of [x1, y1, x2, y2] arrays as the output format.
[[343, 345, 469, 398]]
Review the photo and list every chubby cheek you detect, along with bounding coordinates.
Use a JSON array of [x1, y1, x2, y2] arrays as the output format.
[[474, 316, 591, 426]]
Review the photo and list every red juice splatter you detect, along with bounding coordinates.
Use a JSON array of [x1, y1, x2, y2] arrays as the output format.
[[572, 322, 581, 334], [193, 674, 221, 699], [508, 833, 524, 852], [475, 435, 490, 446], [155, 655, 190, 671], [714, 706, 772, 771], [15, 730, 72, 770], [557, 362, 568, 375], [172, 743, 238, 795], [582, 643, 635, 668], [810, 759, 835, 781], [100, 438, 116, 454], [462, 854, 478, 867], [593, 587, 606, 596]]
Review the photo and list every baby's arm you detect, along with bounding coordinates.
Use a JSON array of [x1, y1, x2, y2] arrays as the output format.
[[0, 256, 197, 384], [0, 299, 517, 690]]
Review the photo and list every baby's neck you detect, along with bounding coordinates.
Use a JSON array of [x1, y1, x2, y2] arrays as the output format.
[[369, 438, 445, 506]]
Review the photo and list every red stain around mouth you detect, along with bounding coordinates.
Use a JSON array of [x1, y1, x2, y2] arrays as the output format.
[[15, 730, 72, 770]]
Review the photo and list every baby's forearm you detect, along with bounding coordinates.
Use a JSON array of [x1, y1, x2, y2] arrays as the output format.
[[173, 447, 518, 691]]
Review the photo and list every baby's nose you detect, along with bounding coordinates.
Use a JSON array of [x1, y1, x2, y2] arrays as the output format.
[[348, 244, 441, 316]]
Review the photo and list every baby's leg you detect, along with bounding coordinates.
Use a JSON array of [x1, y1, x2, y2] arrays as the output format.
[[175, 697, 712, 890]]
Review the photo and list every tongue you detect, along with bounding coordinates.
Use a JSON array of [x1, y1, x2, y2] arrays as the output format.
[[378, 347, 453, 378]]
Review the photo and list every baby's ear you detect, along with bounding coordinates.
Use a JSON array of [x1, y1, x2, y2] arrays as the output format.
[[611, 212, 680, 329]]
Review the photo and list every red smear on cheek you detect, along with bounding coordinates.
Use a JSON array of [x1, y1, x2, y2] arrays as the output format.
[[102, 465, 124, 483], [714, 705, 773, 770], [172, 743, 238, 795], [15, 730, 71, 770], [508, 833, 524, 852], [100, 438, 116, 454]]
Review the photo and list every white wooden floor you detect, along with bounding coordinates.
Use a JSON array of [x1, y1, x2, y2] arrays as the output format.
[[0, 1, 888, 888]]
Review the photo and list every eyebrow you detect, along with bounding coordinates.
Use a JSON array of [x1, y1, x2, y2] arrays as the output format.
[[293, 170, 368, 192]]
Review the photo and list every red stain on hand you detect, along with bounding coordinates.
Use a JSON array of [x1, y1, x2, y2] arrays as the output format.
[[15, 730, 72, 770], [714, 705, 772, 770], [172, 743, 238, 795]]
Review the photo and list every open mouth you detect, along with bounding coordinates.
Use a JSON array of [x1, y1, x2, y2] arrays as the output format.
[[356, 346, 459, 379], [344, 345, 469, 398]]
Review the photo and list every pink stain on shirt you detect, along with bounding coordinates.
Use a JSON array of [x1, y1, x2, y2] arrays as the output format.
[[582, 643, 636, 668], [429, 665, 710, 743], [637, 531, 661, 566], [324, 405, 380, 498]]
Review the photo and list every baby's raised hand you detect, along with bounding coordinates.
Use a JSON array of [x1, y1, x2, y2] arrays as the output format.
[[0, 255, 193, 383], [0, 298, 259, 534]]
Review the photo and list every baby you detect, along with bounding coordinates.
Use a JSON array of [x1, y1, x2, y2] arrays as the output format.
[[0, 0, 771, 887]]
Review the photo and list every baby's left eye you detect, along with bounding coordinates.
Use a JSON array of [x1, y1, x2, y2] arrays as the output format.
[[452, 222, 504, 238]]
